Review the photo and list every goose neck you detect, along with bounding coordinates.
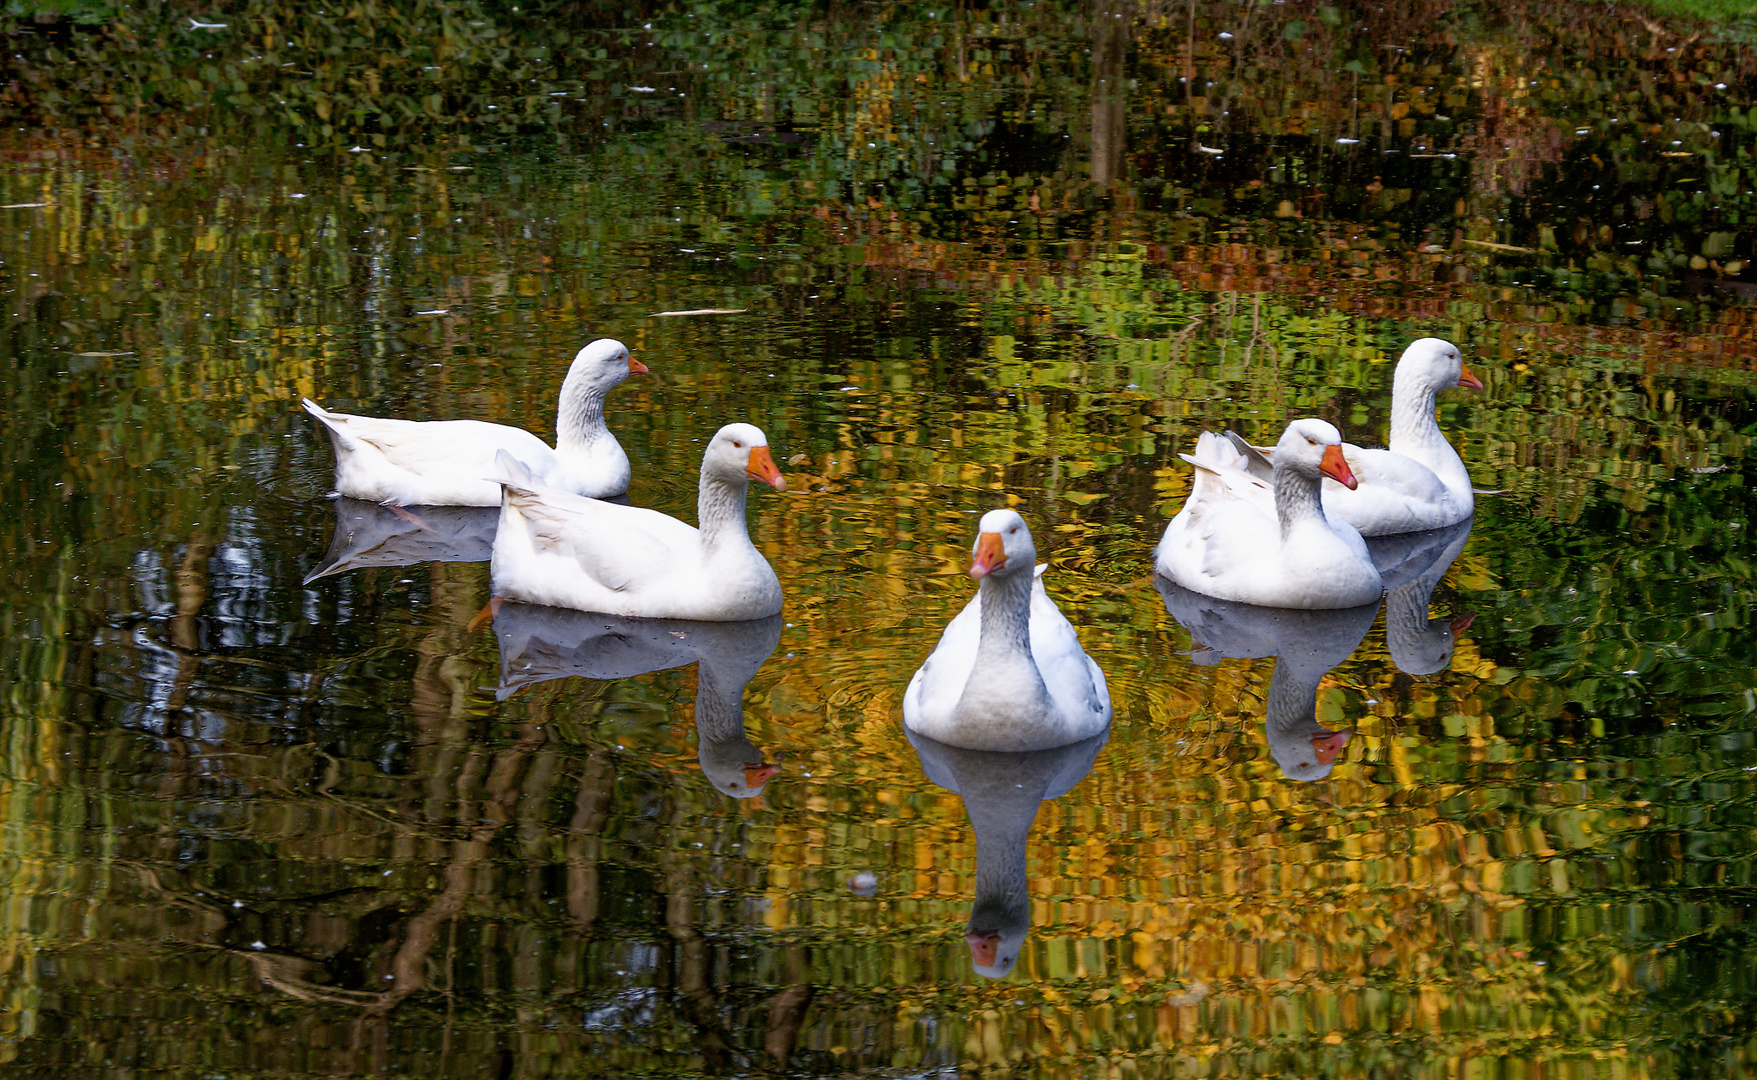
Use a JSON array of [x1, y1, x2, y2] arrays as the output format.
[[974, 569, 1035, 661], [554, 377, 609, 451], [1388, 371, 1441, 453], [697, 470, 752, 552], [1272, 461, 1328, 541]]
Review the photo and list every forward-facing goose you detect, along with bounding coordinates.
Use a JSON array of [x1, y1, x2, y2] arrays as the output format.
[[905, 726, 1109, 978], [489, 422, 786, 621], [1225, 338, 1482, 535], [302, 338, 645, 506], [903, 510, 1112, 753], [1156, 418, 1383, 609]]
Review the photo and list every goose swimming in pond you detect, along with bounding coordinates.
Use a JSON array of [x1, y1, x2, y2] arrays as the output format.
[[302, 338, 645, 506], [903, 510, 1112, 753], [1156, 418, 1383, 610], [1223, 338, 1481, 535], [490, 422, 785, 621]]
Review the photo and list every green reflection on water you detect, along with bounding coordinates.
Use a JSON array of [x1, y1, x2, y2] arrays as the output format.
[[1, 0, 1755, 1076]]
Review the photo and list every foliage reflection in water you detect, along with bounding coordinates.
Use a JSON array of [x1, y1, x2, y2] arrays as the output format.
[[0, 0, 1755, 1076]]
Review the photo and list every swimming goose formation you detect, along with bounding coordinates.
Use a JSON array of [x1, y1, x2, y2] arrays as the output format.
[[295, 335, 1483, 876], [303, 338, 644, 506]]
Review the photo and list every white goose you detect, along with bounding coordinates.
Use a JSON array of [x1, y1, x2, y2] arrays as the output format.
[[302, 338, 645, 506], [1156, 418, 1383, 609], [489, 422, 786, 621], [1225, 338, 1482, 535], [903, 510, 1112, 753]]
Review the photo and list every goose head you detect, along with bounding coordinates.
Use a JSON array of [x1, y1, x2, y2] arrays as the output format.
[[704, 423, 787, 491], [567, 338, 647, 391], [1270, 726, 1352, 782], [699, 750, 783, 799], [968, 508, 1037, 579], [1276, 418, 1359, 490], [966, 918, 1029, 979], [1400, 337, 1482, 393]]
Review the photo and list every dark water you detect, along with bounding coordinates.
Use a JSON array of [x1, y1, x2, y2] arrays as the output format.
[[2, 1, 1755, 1076]]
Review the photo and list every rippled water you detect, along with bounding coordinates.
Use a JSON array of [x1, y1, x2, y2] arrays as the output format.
[[2, 1, 1756, 1076]]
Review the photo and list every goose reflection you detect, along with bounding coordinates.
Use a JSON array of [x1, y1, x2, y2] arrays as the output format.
[[1366, 516, 1474, 676], [303, 498, 499, 582], [304, 489, 631, 583], [1156, 578, 1376, 781], [904, 727, 1109, 979], [493, 603, 784, 799], [1154, 516, 1471, 781]]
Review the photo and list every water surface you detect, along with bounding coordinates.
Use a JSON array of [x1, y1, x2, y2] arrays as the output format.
[[2, 1, 1755, 1076]]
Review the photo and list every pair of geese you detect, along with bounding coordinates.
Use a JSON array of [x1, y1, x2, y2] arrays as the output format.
[[302, 340, 788, 623], [302, 336, 1480, 757]]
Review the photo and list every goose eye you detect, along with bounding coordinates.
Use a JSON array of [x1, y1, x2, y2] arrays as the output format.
[[1305, 437, 1317, 445], [732, 440, 743, 448]]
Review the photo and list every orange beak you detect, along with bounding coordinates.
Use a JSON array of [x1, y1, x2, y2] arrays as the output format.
[[969, 531, 1006, 579], [1457, 365, 1483, 391], [1320, 444, 1358, 490], [627, 354, 648, 375], [1311, 730, 1352, 766], [744, 763, 781, 790], [745, 445, 787, 491], [966, 929, 1001, 967]]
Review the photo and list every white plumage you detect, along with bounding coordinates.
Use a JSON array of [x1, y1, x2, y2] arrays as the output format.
[[1156, 418, 1383, 610], [489, 422, 786, 621], [303, 338, 644, 506], [903, 510, 1112, 752]]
